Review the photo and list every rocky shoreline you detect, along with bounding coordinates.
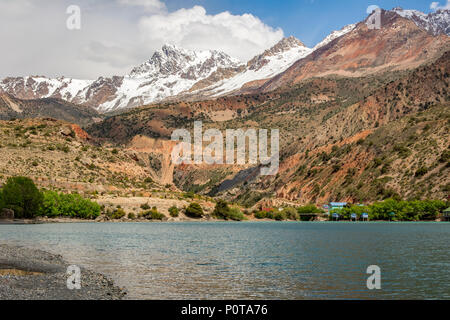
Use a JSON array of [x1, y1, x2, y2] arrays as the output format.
[[0, 244, 126, 300]]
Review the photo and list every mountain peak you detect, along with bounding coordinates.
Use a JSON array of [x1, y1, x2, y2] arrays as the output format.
[[266, 36, 306, 55], [128, 44, 241, 79], [277, 36, 305, 48], [390, 7, 449, 35]]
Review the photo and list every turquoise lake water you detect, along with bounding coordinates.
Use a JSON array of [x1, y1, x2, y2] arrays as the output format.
[[0, 222, 449, 299]]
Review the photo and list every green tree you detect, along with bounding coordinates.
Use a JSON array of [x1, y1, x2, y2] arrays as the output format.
[[274, 211, 287, 221], [2, 176, 43, 218], [212, 200, 231, 219], [212, 200, 245, 220], [39, 190, 101, 219], [168, 206, 179, 217], [185, 203, 204, 218], [282, 207, 299, 220], [297, 204, 323, 214], [0, 190, 5, 210], [254, 211, 267, 219], [226, 207, 245, 221]]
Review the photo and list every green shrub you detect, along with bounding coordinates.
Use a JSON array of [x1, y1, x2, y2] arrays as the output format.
[[227, 207, 245, 221], [212, 200, 245, 220], [140, 203, 151, 210], [143, 207, 164, 220], [128, 212, 136, 220], [40, 190, 101, 219], [183, 192, 196, 199], [297, 204, 323, 214], [265, 211, 275, 219], [168, 206, 179, 217], [111, 208, 126, 219], [415, 166, 428, 177], [274, 211, 287, 221], [254, 211, 267, 219], [185, 202, 203, 218], [212, 200, 230, 219], [2, 176, 43, 218], [144, 177, 153, 183], [282, 207, 299, 220]]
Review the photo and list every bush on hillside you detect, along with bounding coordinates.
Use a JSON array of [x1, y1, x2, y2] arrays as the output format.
[[168, 206, 179, 217], [185, 203, 203, 218], [212, 200, 245, 221], [142, 207, 164, 220], [212, 200, 230, 219]]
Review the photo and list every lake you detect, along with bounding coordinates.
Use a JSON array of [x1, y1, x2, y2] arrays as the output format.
[[0, 222, 449, 299]]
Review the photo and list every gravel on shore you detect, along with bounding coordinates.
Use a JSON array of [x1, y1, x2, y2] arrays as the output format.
[[0, 244, 126, 300]]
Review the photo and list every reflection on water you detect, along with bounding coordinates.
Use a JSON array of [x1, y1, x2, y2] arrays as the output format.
[[0, 222, 449, 299]]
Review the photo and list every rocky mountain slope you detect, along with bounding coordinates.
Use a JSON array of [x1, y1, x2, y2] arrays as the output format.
[[392, 7, 450, 36], [0, 38, 314, 112], [0, 118, 165, 193], [260, 9, 449, 92], [85, 47, 449, 205], [1, 7, 447, 113], [0, 93, 102, 126], [0, 46, 241, 112]]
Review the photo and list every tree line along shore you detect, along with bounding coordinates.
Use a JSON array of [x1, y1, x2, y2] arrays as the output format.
[[0, 176, 448, 222]]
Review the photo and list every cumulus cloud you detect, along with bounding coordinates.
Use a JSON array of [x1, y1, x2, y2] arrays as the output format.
[[0, 0, 283, 79], [430, 0, 450, 10], [138, 6, 283, 62]]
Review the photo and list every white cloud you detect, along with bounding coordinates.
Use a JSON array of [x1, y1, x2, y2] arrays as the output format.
[[117, 0, 166, 13], [0, 0, 283, 79], [138, 6, 283, 63], [430, 0, 450, 10]]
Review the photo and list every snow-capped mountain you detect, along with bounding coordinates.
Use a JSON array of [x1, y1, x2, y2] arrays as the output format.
[[392, 7, 449, 35], [129, 44, 240, 79], [0, 39, 314, 111], [95, 45, 242, 111], [0, 45, 242, 112], [1, 6, 448, 112], [313, 24, 356, 50], [0, 76, 93, 103], [191, 36, 314, 97]]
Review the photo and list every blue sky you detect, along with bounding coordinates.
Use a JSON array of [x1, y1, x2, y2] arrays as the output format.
[[164, 0, 437, 47]]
